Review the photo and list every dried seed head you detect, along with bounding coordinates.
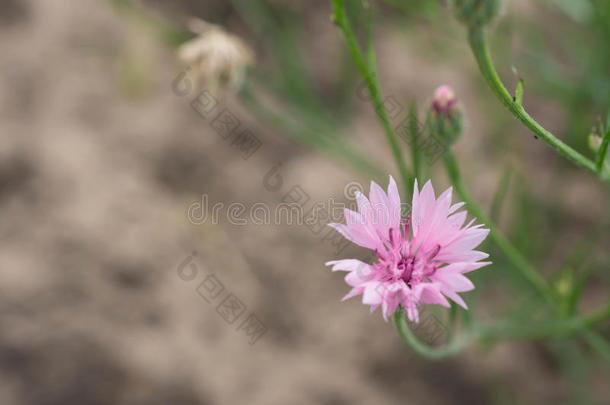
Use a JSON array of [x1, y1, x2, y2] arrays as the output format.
[[177, 18, 253, 94]]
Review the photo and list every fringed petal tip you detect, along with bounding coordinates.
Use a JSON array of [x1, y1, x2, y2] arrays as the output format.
[[341, 290, 360, 302]]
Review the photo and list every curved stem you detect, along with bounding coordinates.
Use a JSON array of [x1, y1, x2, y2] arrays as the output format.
[[443, 153, 555, 305], [393, 307, 478, 359], [331, 0, 413, 192], [467, 27, 598, 175], [394, 305, 610, 360]]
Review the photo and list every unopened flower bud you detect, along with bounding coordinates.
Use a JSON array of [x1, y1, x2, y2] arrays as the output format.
[[452, 0, 502, 28], [554, 270, 572, 298], [432, 85, 458, 115], [588, 133, 602, 153], [426, 85, 463, 145]]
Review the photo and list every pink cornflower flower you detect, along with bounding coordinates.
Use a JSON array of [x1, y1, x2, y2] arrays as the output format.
[[326, 177, 490, 322]]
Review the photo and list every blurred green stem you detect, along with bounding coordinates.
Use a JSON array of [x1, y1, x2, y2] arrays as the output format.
[[442, 153, 554, 305], [467, 28, 599, 176], [408, 102, 421, 184], [597, 129, 610, 174], [489, 166, 511, 223], [394, 303, 610, 360], [393, 307, 476, 359], [580, 328, 610, 362], [239, 84, 385, 179], [331, 0, 413, 192]]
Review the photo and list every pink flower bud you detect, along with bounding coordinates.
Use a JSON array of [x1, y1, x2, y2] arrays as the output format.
[[432, 85, 458, 115]]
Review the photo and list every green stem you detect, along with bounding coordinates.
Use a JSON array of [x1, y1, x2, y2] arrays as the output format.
[[409, 102, 421, 184], [331, 0, 412, 192], [467, 27, 598, 175], [580, 328, 610, 362], [443, 153, 554, 305], [394, 304, 610, 360], [597, 129, 610, 173], [489, 166, 511, 223], [393, 307, 478, 359], [240, 84, 385, 179]]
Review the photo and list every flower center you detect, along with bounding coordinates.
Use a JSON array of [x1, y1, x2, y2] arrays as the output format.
[[372, 219, 443, 288], [374, 242, 441, 287], [397, 256, 415, 284]]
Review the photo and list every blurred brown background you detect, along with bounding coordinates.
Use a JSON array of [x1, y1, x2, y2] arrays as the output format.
[[0, 0, 608, 404]]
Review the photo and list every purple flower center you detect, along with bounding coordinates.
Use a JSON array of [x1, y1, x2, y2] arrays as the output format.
[[373, 218, 442, 288], [397, 256, 415, 284]]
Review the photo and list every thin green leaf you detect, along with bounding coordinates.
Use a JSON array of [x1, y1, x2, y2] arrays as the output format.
[[580, 328, 610, 362], [596, 128, 610, 173], [490, 166, 512, 223], [408, 102, 420, 184]]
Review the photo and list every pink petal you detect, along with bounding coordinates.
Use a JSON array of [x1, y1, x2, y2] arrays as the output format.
[[382, 295, 400, 321], [355, 191, 373, 223], [325, 259, 370, 272], [344, 208, 380, 245], [369, 181, 391, 235], [438, 250, 489, 263], [411, 179, 420, 235], [344, 208, 364, 227], [448, 201, 465, 214], [436, 186, 453, 214], [441, 289, 468, 309], [328, 223, 379, 249], [412, 180, 436, 237], [438, 272, 475, 292], [406, 304, 420, 323], [386, 175, 401, 227], [446, 211, 467, 231], [444, 228, 490, 253], [342, 286, 364, 301], [437, 261, 491, 274], [414, 283, 451, 307], [345, 268, 375, 286], [362, 282, 384, 305]]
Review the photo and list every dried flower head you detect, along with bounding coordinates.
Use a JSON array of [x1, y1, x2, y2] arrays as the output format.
[[326, 177, 490, 322], [177, 18, 253, 93]]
